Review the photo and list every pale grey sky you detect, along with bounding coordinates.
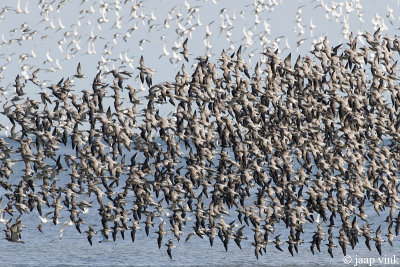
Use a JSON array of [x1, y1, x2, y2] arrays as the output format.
[[0, 0, 399, 133]]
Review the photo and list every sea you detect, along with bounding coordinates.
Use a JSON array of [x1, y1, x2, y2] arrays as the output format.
[[0, 138, 399, 267]]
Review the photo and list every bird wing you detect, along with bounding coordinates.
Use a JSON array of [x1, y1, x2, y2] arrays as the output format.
[[59, 220, 73, 240], [11, 230, 19, 241]]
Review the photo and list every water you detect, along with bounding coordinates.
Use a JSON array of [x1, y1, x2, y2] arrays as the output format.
[[0, 138, 399, 266], [0, 217, 399, 267]]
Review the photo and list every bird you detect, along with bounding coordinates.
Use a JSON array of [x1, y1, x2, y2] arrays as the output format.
[[374, 226, 384, 255], [180, 38, 189, 62], [159, 42, 170, 59], [156, 219, 167, 249], [165, 239, 176, 259], [74, 63, 86, 79], [38, 212, 53, 224], [0, 6, 400, 262], [274, 235, 284, 252], [59, 220, 74, 240], [86, 226, 96, 246]]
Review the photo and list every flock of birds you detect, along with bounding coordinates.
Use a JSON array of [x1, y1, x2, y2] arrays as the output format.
[[0, 0, 396, 87], [1, 0, 400, 263], [1, 26, 400, 260]]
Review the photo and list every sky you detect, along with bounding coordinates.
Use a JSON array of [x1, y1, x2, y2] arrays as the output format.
[[0, 0, 400, 132]]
